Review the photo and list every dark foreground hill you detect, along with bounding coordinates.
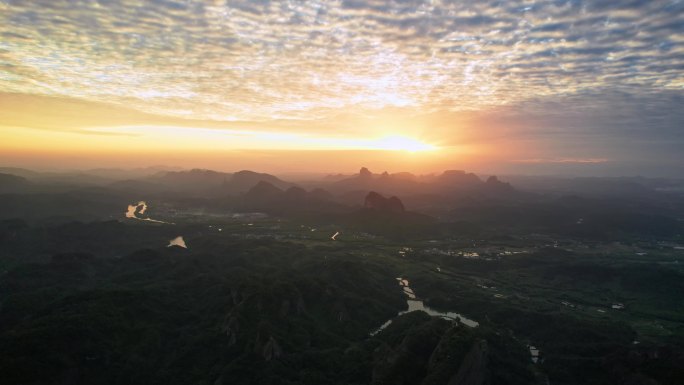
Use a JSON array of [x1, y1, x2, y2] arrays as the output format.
[[0, 238, 535, 385]]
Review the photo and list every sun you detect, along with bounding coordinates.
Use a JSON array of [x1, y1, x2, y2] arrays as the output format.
[[371, 135, 437, 152]]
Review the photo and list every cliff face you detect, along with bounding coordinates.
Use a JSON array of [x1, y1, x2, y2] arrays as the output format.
[[359, 167, 373, 180], [447, 340, 489, 385], [370, 314, 498, 385], [364, 191, 405, 212]]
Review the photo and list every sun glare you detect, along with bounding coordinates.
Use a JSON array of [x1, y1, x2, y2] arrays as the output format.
[[76, 126, 438, 153], [371, 136, 437, 152]]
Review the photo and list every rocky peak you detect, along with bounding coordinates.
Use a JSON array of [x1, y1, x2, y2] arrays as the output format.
[[485, 175, 514, 193], [439, 170, 482, 185], [359, 167, 373, 179], [364, 191, 405, 212]]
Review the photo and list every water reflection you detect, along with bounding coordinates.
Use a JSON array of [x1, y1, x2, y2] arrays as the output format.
[[125, 201, 170, 224], [125, 201, 145, 218], [167, 236, 187, 249], [370, 277, 479, 336], [529, 345, 540, 363]]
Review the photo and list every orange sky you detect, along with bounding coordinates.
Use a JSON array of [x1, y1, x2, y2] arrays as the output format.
[[0, 93, 523, 174], [0, 91, 638, 176], [1, 1, 683, 176]]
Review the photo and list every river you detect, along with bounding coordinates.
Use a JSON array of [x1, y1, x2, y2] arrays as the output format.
[[370, 277, 479, 336], [125, 201, 171, 224]]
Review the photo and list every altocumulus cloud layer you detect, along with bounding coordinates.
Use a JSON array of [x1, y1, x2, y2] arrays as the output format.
[[1, 0, 683, 172]]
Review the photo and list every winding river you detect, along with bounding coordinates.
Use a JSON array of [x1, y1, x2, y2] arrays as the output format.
[[370, 277, 479, 336]]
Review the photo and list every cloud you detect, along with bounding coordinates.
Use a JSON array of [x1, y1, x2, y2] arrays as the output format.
[[1, 0, 683, 174], [0, 92, 276, 132], [0, 0, 681, 123]]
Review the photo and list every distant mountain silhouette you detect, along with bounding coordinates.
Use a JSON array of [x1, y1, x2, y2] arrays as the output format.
[[0, 168, 109, 185], [436, 170, 482, 188], [359, 167, 373, 180], [332, 167, 422, 194], [308, 188, 334, 202], [156, 169, 229, 188], [242, 181, 339, 214], [389, 171, 419, 181], [245, 181, 284, 204], [0, 173, 30, 193], [484, 175, 515, 194], [322, 173, 350, 182], [283, 186, 307, 202], [343, 191, 435, 239], [151, 169, 292, 194], [329, 167, 516, 198], [108, 179, 165, 194], [0, 168, 43, 180], [230, 170, 292, 191], [0, 173, 28, 185], [364, 191, 405, 212]]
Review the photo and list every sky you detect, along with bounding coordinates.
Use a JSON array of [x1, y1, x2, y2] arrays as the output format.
[[1, 0, 683, 176]]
